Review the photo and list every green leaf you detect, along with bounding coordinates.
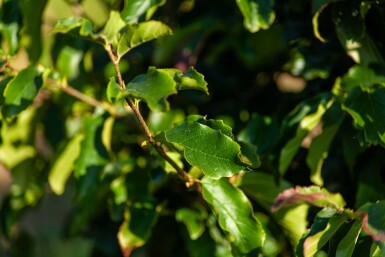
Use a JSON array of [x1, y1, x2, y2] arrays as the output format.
[[172, 66, 209, 94], [100, 11, 126, 46], [332, 2, 364, 44], [165, 118, 245, 178], [121, 0, 166, 23], [238, 141, 261, 169], [238, 114, 279, 154], [342, 87, 385, 147], [74, 113, 109, 178], [276, 205, 309, 246], [18, 0, 48, 62], [52, 16, 99, 42], [279, 99, 333, 175], [125, 67, 177, 111], [56, 46, 83, 80], [182, 115, 233, 138], [236, 0, 275, 33], [0, 22, 19, 55], [106, 77, 122, 103], [336, 220, 362, 257], [362, 201, 385, 242], [120, 0, 151, 23], [118, 201, 158, 251], [306, 103, 343, 186], [176, 206, 207, 240], [123, 67, 207, 111], [201, 177, 265, 254], [341, 65, 385, 91], [272, 186, 346, 212], [117, 20, 172, 59], [238, 172, 292, 210], [49, 133, 84, 195], [297, 209, 349, 257], [2, 65, 42, 118]]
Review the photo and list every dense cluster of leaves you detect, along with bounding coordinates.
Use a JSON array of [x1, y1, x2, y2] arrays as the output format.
[[1, 0, 385, 257]]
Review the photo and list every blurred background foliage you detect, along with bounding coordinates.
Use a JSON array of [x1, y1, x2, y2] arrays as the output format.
[[1, 0, 385, 256]]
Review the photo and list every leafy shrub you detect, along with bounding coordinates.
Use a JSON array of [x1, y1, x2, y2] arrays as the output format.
[[0, 0, 385, 257]]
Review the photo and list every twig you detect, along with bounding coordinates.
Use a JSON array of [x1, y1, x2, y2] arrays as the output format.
[[105, 44, 195, 184], [45, 78, 119, 117]]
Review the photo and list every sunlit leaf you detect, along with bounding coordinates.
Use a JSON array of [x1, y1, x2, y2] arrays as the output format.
[[202, 177, 265, 254], [341, 65, 385, 91], [306, 103, 343, 186], [165, 118, 245, 178], [117, 20, 172, 59], [272, 186, 346, 212], [336, 220, 362, 257], [52, 16, 99, 43], [297, 209, 349, 257], [2, 65, 42, 118], [121, 0, 151, 23], [49, 133, 84, 195], [56, 46, 83, 80], [106, 77, 122, 103], [279, 98, 333, 175], [125, 67, 177, 111], [342, 87, 385, 147], [118, 201, 158, 253], [238, 172, 291, 210], [100, 11, 126, 46], [176, 206, 206, 240], [236, 0, 275, 33], [123, 67, 207, 111]]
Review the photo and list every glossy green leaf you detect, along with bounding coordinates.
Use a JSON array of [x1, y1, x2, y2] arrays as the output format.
[[342, 87, 385, 147], [182, 115, 233, 138], [125, 67, 177, 111], [106, 77, 122, 103], [301, 210, 349, 257], [176, 207, 206, 240], [120, 0, 151, 23], [202, 177, 265, 254], [272, 186, 346, 212], [165, 118, 245, 178], [100, 11, 126, 46], [279, 99, 333, 175], [117, 20, 172, 59], [49, 133, 84, 195], [121, 0, 166, 23], [341, 65, 385, 91], [118, 201, 158, 252], [336, 220, 362, 257], [362, 201, 385, 242], [2, 65, 42, 118], [306, 103, 343, 186], [236, 0, 275, 33]]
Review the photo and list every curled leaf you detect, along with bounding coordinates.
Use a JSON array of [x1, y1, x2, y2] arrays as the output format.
[[272, 186, 346, 212]]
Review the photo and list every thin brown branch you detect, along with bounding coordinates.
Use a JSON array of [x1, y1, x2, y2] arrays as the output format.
[[45, 78, 119, 116], [105, 44, 195, 185]]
